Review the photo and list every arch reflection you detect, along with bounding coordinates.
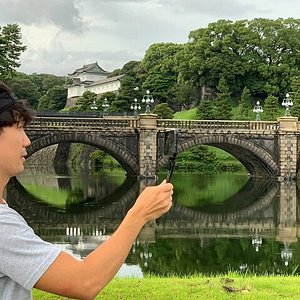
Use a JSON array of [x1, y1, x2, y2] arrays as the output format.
[[5, 171, 300, 276]]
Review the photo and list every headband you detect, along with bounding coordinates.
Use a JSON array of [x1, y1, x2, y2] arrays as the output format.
[[0, 91, 16, 115]]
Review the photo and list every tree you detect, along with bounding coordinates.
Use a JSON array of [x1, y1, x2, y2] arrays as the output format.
[[177, 18, 300, 101], [153, 103, 174, 119], [38, 85, 67, 111], [263, 95, 281, 120], [235, 87, 252, 120], [141, 43, 183, 104], [171, 82, 199, 110], [74, 91, 97, 111], [30, 73, 66, 95], [197, 100, 215, 120], [290, 76, 300, 117], [213, 77, 232, 120], [6, 73, 41, 108], [112, 76, 139, 112], [0, 24, 26, 79]]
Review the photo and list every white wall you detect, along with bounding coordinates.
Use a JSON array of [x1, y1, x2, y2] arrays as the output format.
[[88, 81, 121, 94], [67, 85, 85, 98]]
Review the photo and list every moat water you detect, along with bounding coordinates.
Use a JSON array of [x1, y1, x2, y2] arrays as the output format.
[[5, 164, 300, 277]]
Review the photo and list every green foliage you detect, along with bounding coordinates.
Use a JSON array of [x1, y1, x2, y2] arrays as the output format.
[[234, 87, 253, 120], [197, 100, 215, 119], [171, 81, 200, 110], [6, 72, 67, 110], [141, 43, 183, 102], [263, 95, 282, 121], [153, 103, 174, 119], [111, 76, 137, 112], [177, 18, 300, 100], [290, 76, 300, 117], [177, 146, 216, 163], [213, 77, 232, 120], [38, 85, 67, 111], [6, 73, 41, 108], [0, 24, 26, 79], [74, 91, 98, 111], [30, 73, 66, 95], [175, 145, 245, 173]]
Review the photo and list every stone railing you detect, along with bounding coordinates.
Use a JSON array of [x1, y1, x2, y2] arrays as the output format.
[[27, 116, 139, 131], [157, 119, 278, 132], [27, 116, 280, 133]]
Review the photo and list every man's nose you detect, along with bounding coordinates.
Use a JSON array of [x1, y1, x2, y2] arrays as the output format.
[[23, 132, 31, 147]]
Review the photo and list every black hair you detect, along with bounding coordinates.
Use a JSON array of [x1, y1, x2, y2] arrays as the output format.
[[0, 81, 35, 128]]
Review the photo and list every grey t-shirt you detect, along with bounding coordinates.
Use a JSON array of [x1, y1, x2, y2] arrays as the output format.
[[0, 202, 61, 300]]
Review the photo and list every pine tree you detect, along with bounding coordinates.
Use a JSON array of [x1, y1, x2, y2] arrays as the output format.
[[197, 100, 215, 120], [75, 91, 97, 111], [236, 87, 252, 120], [214, 77, 232, 120], [263, 95, 281, 121], [290, 76, 300, 118], [0, 24, 26, 79]]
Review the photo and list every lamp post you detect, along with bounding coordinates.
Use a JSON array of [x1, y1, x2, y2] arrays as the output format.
[[90, 99, 98, 111], [253, 101, 263, 121], [281, 242, 293, 266], [139, 242, 153, 267], [282, 93, 293, 116], [252, 236, 263, 252], [130, 98, 141, 117], [142, 90, 154, 114], [102, 97, 110, 116]]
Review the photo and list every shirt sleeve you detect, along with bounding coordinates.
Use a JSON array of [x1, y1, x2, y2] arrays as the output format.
[[0, 208, 62, 290]]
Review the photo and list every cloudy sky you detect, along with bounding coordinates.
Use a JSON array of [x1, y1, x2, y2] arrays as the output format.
[[0, 0, 299, 76]]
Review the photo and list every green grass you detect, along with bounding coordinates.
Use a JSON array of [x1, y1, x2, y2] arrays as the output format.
[[33, 274, 300, 299], [174, 108, 198, 119]]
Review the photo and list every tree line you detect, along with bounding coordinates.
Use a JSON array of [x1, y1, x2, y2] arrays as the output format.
[[2, 18, 300, 120]]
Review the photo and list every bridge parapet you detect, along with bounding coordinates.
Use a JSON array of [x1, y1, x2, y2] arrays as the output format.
[[157, 119, 278, 133], [27, 116, 139, 131]]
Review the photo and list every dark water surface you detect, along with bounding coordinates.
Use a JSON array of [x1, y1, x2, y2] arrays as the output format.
[[6, 165, 300, 277]]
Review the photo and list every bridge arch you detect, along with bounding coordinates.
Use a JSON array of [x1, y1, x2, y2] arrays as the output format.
[[158, 134, 279, 177], [27, 132, 139, 176]]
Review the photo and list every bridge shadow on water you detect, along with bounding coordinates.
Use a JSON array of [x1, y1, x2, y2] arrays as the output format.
[[6, 173, 300, 276], [6, 174, 282, 233], [7, 176, 138, 224]]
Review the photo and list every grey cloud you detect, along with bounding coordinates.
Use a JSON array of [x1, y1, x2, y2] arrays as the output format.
[[0, 0, 86, 33], [19, 48, 141, 75], [158, 0, 255, 18]]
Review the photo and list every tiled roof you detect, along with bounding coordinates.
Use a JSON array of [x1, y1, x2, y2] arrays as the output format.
[[68, 62, 109, 76]]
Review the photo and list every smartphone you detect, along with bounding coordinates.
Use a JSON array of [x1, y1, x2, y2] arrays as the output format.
[[164, 129, 178, 182]]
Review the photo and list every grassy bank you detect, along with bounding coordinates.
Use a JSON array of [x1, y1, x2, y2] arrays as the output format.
[[33, 274, 300, 299]]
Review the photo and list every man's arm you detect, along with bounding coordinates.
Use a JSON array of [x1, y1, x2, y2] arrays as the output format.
[[34, 180, 173, 300]]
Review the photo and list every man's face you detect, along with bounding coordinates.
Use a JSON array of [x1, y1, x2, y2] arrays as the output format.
[[0, 123, 31, 180]]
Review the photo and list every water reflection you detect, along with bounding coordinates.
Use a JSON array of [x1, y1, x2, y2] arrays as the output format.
[[5, 166, 300, 276]]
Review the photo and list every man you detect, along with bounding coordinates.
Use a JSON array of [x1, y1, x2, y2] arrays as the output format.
[[0, 82, 173, 300]]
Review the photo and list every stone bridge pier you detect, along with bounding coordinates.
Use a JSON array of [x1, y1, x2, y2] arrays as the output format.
[[277, 117, 298, 181], [138, 114, 158, 179]]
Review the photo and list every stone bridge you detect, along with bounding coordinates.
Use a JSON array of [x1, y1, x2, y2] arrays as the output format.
[[25, 114, 300, 180]]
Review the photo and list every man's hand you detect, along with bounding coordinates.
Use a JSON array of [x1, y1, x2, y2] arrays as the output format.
[[131, 180, 173, 223]]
